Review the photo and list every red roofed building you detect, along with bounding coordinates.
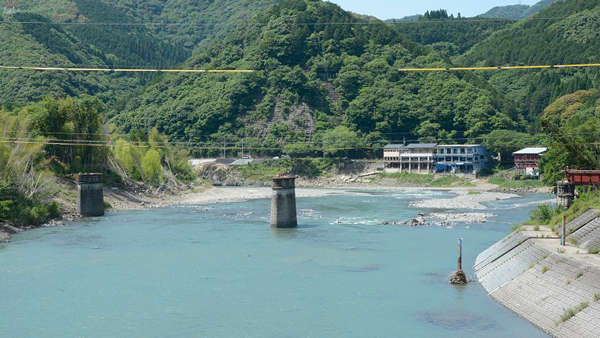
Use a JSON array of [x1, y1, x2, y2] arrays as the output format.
[[513, 147, 547, 170]]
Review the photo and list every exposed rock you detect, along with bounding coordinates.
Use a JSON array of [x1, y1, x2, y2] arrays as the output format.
[[450, 270, 468, 285]]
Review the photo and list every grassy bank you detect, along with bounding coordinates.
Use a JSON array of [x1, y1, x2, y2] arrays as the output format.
[[378, 172, 474, 187], [523, 189, 600, 235], [488, 176, 547, 189]]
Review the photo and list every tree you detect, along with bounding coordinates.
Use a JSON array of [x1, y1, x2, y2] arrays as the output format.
[[321, 126, 359, 157], [141, 148, 163, 183]]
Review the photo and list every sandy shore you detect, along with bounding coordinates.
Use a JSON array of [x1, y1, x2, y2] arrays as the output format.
[[105, 186, 356, 211], [105, 184, 528, 212], [410, 190, 520, 210]]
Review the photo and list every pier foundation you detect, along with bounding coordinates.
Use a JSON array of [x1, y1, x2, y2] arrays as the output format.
[[77, 173, 104, 217], [556, 180, 575, 210], [270, 175, 297, 228]]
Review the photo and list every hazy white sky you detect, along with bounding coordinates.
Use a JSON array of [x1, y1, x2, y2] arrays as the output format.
[[326, 0, 540, 20]]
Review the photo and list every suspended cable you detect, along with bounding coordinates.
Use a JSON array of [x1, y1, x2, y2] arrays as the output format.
[[399, 64, 600, 71], [4, 63, 600, 73], [0, 65, 254, 73]]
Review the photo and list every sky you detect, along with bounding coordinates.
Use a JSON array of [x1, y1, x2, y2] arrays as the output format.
[[326, 0, 540, 20]]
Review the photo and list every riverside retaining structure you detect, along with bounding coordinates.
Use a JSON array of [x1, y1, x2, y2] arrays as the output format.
[[270, 175, 297, 228], [475, 210, 600, 338], [77, 173, 104, 217]]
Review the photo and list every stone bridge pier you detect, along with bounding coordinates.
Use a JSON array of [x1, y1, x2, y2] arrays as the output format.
[[77, 173, 104, 217], [270, 175, 297, 228]]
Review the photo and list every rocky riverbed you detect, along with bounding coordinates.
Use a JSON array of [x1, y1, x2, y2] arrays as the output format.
[[410, 190, 519, 210]]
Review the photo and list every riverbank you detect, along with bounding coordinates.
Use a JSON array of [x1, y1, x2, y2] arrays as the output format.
[[104, 183, 528, 212], [0, 178, 551, 243], [475, 215, 600, 338]]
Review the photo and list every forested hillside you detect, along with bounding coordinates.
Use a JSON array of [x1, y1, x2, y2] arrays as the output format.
[[23, 0, 278, 51], [0, 13, 142, 106], [1, 0, 599, 158], [107, 0, 521, 156], [538, 89, 600, 182], [480, 0, 554, 20], [391, 10, 514, 54], [459, 0, 600, 125]]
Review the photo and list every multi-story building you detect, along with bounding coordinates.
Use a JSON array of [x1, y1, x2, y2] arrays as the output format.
[[513, 147, 547, 174], [383, 143, 437, 173], [384, 143, 492, 174], [435, 144, 491, 174]]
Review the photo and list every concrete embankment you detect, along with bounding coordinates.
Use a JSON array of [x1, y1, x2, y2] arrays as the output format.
[[475, 210, 600, 338]]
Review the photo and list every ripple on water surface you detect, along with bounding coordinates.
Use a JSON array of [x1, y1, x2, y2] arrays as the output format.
[[0, 190, 552, 338]]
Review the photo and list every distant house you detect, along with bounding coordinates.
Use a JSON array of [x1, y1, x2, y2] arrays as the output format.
[[383, 143, 437, 174], [435, 144, 491, 174], [513, 147, 547, 173]]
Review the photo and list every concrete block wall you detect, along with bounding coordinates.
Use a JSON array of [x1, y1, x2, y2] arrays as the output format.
[[490, 255, 600, 338], [568, 218, 600, 253], [474, 231, 528, 270], [566, 210, 600, 235], [477, 239, 551, 293], [476, 217, 600, 338]]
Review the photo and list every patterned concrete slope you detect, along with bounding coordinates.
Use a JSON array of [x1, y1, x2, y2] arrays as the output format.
[[568, 217, 600, 253], [476, 238, 551, 293], [474, 230, 529, 271], [490, 254, 600, 338], [566, 209, 600, 235]]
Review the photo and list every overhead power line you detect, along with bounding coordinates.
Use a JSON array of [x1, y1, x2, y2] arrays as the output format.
[[399, 64, 600, 71], [0, 135, 598, 151], [0, 65, 254, 73], [3, 63, 600, 74]]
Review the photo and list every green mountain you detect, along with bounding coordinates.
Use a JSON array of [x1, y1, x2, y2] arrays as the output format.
[[0, 13, 142, 105], [3, 0, 600, 158], [23, 0, 278, 51], [20, 0, 190, 68], [459, 0, 600, 124], [391, 14, 514, 55], [107, 0, 521, 154], [480, 0, 554, 20], [480, 4, 530, 19]]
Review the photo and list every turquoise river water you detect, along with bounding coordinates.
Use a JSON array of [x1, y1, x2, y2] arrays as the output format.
[[0, 189, 553, 337]]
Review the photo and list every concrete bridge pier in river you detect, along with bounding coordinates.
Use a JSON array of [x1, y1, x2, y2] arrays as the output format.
[[77, 173, 104, 217], [270, 175, 297, 228]]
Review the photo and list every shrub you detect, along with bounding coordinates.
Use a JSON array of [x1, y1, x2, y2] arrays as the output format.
[[557, 302, 589, 325], [529, 204, 560, 224]]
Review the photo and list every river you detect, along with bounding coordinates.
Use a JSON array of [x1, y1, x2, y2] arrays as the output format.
[[0, 189, 552, 337]]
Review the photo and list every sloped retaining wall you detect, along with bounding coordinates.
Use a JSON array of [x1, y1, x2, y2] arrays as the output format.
[[476, 212, 600, 338]]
